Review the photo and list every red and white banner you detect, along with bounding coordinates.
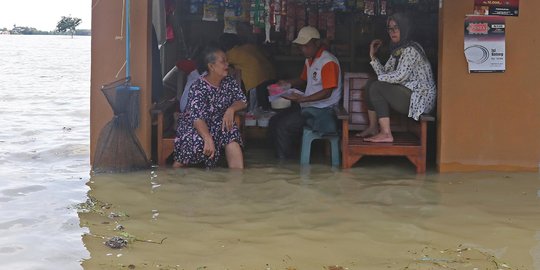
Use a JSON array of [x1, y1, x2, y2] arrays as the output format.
[[474, 0, 519, 16]]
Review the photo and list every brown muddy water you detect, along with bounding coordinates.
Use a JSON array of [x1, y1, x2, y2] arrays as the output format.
[[2, 35, 540, 270], [80, 153, 540, 270]]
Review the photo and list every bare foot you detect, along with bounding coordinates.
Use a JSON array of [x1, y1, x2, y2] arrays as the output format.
[[355, 128, 378, 138], [172, 161, 186, 168], [364, 132, 394, 143]]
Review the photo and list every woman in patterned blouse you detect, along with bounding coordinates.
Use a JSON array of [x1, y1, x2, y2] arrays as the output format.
[[357, 13, 437, 143], [173, 46, 247, 168]]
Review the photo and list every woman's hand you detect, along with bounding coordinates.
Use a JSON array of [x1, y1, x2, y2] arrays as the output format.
[[193, 119, 216, 159], [370, 39, 383, 60], [222, 107, 235, 132], [203, 137, 216, 159]]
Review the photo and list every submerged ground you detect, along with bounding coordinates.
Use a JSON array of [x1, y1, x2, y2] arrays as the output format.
[[79, 153, 540, 270]]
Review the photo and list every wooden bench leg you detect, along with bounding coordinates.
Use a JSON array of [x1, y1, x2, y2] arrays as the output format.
[[416, 157, 426, 173], [342, 154, 362, 169], [417, 118, 428, 174], [156, 110, 177, 167], [341, 147, 350, 169], [158, 149, 167, 166], [159, 139, 175, 167], [406, 155, 426, 174]]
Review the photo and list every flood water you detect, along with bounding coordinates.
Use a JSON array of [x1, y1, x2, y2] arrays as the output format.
[[1, 35, 540, 270]]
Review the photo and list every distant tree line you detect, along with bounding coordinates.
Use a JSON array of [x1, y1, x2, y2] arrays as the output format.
[[1, 26, 90, 36], [1, 16, 90, 36]]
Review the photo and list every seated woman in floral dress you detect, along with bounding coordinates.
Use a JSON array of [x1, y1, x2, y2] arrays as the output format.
[[173, 46, 247, 169]]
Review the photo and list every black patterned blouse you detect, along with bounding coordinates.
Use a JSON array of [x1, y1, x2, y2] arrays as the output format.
[[371, 43, 437, 120]]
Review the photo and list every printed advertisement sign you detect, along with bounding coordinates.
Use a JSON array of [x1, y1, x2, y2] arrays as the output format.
[[474, 0, 519, 16], [464, 15, 506, 73]]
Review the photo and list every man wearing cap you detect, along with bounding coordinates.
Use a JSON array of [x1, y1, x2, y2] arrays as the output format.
[[268, 26, 342, 159]]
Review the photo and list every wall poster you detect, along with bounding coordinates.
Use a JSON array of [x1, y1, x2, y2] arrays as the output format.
[[474, 0, 519, 16], [464, 15, 506, 73]]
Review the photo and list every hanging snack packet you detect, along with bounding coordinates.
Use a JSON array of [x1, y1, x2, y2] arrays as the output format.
[[286, 0, 296, 41], [356, 0, 365, 10], [380, 0, 387, 15], [364, 0, 375, 16], [296, 3, 306, 30], [331, 0, 347, 11], [307, 7, 318, 27], [272, 0, 282, 32], [202, 2, 219, 21], [190, 0, 203, 14], [326, 12, 335, 40], [318, 10, 327, 31], [224, 8, 238, 33]]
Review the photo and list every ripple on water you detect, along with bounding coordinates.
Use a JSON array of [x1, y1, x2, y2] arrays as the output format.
[[0, 35, 91, 269], [0, 246, 23, 254], [1, 185, 46, 197], [0, 218, 43, 230]]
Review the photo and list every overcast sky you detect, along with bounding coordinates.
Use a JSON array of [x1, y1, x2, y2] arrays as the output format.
[[0, 0, 91, 30]]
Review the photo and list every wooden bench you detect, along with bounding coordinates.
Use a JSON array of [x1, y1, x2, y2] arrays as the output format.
[[151, 100, 178, 166], [337, 72, 435, 173]]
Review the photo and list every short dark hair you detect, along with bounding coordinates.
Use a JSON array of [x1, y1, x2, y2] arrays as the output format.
[[197, 45, 223, 73]]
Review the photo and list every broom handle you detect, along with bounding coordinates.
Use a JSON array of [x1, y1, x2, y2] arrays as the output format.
[[126, 0, 131, 78], [125, 0, 139, 91]]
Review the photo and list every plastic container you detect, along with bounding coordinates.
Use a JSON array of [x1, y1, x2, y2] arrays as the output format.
[[257, 118, 270, 127], [244, 113, 257, 126], [271, 97, 291, 109], [267, 83, 291, 96], [257, 112, 275, 127]]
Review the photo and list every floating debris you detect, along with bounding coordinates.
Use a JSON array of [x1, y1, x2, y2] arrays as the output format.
[[151, 210, 159, 220], [325, 266, 345, 270], [402, 245, 513, 269], [73, 196, 111, 215], [108, 211, 129, 219], [119, 232, 136, 243], [108, 212, 120, 219], [105, 236, 128, 249]]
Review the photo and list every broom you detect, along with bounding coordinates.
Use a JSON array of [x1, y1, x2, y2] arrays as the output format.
[[119, 0, 141, 129]]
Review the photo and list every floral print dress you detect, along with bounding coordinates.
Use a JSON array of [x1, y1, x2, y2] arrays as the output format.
[[173, 75, 246, 168]]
